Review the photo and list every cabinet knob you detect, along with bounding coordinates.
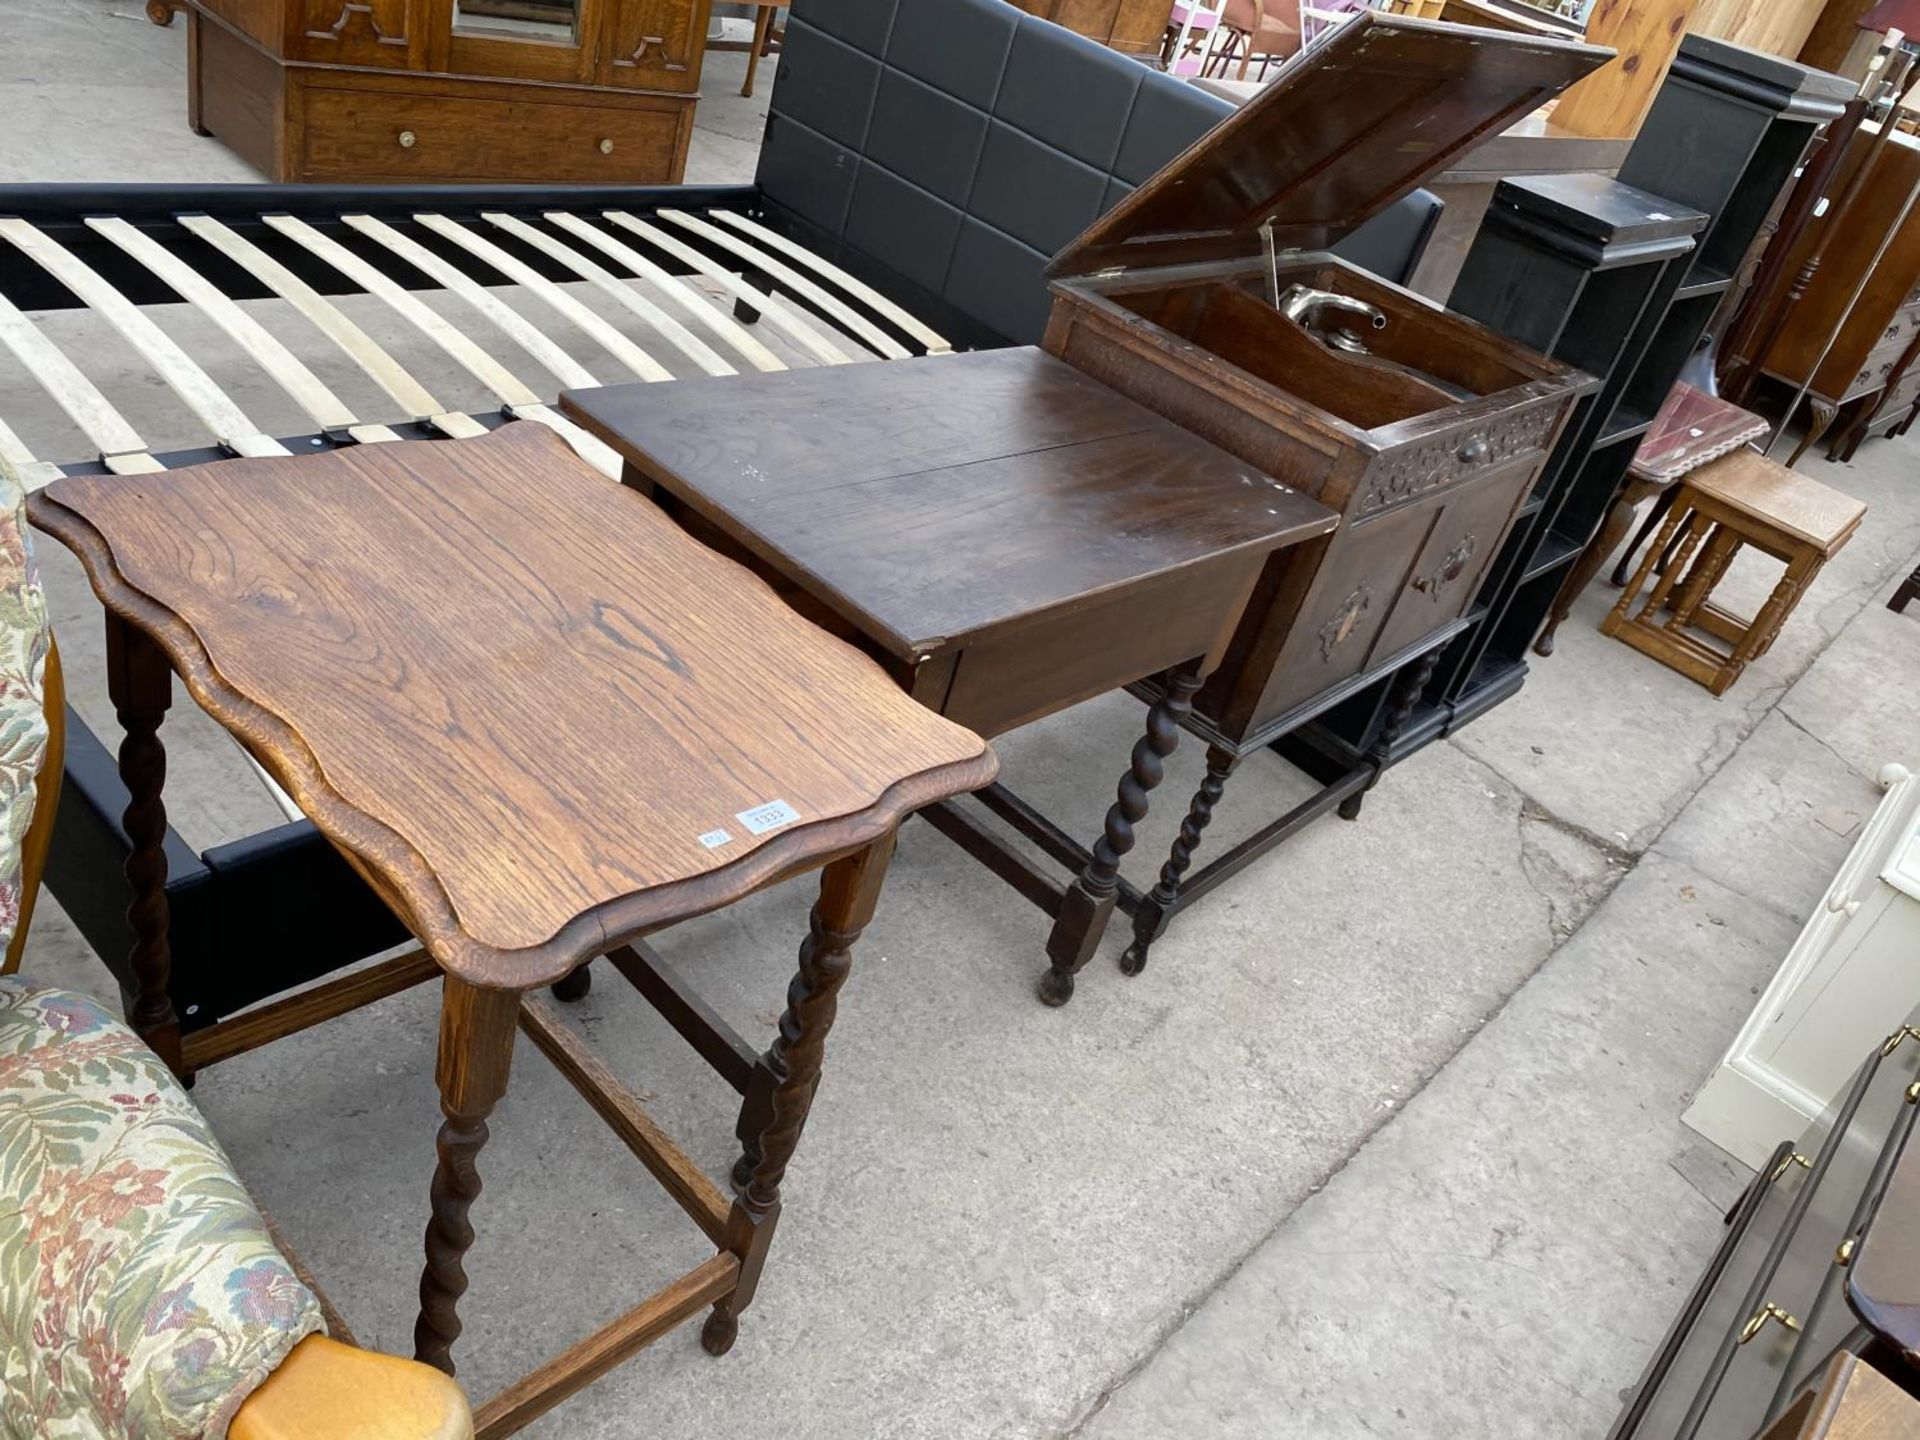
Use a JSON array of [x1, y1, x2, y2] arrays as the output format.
[[1456, 435, 1490, 465], [598, 137, 614, 155], [397, 130, 417, 149]]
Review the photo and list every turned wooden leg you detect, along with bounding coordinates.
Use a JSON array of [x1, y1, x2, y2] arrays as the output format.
[[1604, 502, 1693, 638], [1039, 665, 1202, 1007], [1119, 744, 1239, 979], [1787, 399, 1836, 468], [1890, 565, 1920, 614], [1340, 646, 1443, 822], [704, 834, 895, 1356], [1667, 527, 1738, 628], [1610, 488, 1678, 589], [105, 615, 182, 1079], [414, 977, 521, 1376], [1540, 496, 1634, 658]]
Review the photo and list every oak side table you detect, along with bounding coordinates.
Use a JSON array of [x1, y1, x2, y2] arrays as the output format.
[[562, 348, 1338, 1004], [28, 422, 997, 1436]]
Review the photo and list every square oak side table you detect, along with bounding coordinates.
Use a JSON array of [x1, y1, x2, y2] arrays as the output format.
[[563, 348, 1338, 1004], [28, 422, 997, 1436]]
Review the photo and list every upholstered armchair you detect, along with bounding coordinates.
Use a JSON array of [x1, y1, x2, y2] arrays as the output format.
[[0, 466, 471, 1439]]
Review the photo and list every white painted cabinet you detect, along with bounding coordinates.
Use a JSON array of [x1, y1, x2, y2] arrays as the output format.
[[1683, 762, 1920, 1169]]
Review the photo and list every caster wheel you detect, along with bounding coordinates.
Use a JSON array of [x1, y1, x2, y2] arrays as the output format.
[[1036, 968, 1074, 1007], [1118, 942, 1149, 977], [551, 965, 592, 1002]]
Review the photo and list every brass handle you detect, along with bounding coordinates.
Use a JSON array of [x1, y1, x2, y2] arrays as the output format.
[[1907, 1080, 1920, 1105], [1739, 1303, 1802, 1345], [397, 130, 417, 149], [1412, 533, 1479, 597], [1883, 1025, 1920, 1056], [1769, 1150, 1811, 1183], [1837, 1236, 1857, 1265], [598, 137, 614, 154], [1456, 435, 1491, 465]]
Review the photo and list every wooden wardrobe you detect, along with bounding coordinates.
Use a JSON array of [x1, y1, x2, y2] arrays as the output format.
[[163, 0, 709, 184]]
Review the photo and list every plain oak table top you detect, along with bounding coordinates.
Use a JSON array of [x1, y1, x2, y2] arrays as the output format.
[[561, 348, 1339, 663], [29, 422, 998, 989]]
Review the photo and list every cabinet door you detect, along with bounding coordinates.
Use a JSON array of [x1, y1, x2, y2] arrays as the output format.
[[599, 0, 709, 92], [441, 0, 602, 83], [293, 0, 427, 67]]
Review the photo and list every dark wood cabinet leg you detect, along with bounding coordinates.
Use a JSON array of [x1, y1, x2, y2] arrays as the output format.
[[1787, 398, 1836, 468], [1339, 647, 1442, 822], [105, 614, 182, 1079], [1119, 744, 1238, 978], [1039, 666, 1202, 1007], [705, 835, 895, 1356], [145, 0, 175, 23], [414, 977, 520, 1376], [1889, 565, 1920, 614], [1541, 481, 1662, 658]]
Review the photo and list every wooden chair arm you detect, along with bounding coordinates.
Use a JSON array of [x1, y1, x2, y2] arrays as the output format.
[[230, 1336, 472, 1440]]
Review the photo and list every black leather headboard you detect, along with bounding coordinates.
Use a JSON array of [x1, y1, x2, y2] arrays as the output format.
[[755, 0, 1441, 347]]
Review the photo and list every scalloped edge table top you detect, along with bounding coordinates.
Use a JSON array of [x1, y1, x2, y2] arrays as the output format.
[[30, 423, 997, 986]]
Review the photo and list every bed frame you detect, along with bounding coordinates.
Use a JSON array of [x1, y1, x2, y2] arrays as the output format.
[[3, 0, 1439, 1053]]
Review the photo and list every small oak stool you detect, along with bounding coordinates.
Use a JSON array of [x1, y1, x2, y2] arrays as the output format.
[[1602, 448, 1866, 696], [29, 423, 996, 1437]]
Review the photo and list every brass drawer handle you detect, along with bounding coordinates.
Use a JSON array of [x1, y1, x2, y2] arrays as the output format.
[[1883, 1025, 1920, 1056], [598, 137, 614, 155], [1739, 1303, 1802, 1344], [1837, 1236, 1856, 1265], [398, 130, 417, 149], [1769, 1151, 1811, 1183]]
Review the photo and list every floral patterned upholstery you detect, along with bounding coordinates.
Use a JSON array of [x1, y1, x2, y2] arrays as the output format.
[[1, 459, 51, 959], [0, 464, 327, 1437]]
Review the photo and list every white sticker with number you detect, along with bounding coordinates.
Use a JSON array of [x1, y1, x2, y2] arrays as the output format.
[[736, 800, 801, 835]]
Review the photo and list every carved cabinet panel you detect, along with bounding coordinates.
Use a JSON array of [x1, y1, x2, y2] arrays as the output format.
[[294, 0, 418, 66], [601, 0, 709, 91]]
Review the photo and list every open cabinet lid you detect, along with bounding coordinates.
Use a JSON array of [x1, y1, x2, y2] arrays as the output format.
[[1048, 13, 1611, 279]]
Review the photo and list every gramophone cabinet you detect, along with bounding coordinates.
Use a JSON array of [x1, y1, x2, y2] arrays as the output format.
[[1043, 15, 1605, 748]]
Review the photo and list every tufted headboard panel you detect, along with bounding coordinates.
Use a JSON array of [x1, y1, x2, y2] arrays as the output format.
[[755, 0, 1441, 347]]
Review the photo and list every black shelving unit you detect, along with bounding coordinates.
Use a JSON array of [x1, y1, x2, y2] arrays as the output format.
[[1299, 35, 1852, 774]]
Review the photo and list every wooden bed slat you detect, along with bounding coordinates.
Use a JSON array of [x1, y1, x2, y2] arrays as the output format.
[[87, 217, 364, 434], [658, 209, 911, 360], [177, 214, 449, 426], [0, 218, 288, 458], [601, 211, 855, 368], [509, 402, 623, 480], [341, 214, 599, 391], [0, 290, 150, 462], [482, 213, 737, 378], [414, 213, 676, 384], [707, 209, 952, 355], [542, 211, 787, 373], [262, 213, 543, 408]]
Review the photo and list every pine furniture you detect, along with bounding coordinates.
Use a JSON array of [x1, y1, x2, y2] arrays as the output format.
[[1007, 0, 1176, 55], [151, 0, 713, 184], [1601, 449, 1866, 696], [26, 422, 998, 1435]]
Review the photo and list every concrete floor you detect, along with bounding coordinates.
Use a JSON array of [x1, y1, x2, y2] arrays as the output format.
[[9, 4, 1920, 1435]]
